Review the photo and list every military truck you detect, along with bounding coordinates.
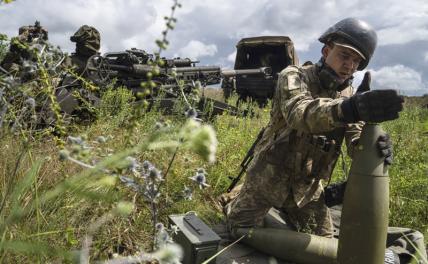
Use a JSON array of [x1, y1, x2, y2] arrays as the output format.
[[222, 36, 299, 105]]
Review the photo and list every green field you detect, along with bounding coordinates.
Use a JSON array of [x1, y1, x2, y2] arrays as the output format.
[[0, 88, 427, 262]]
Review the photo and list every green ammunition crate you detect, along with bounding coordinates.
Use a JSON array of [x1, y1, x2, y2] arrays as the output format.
[[168, 213, 221, 264]]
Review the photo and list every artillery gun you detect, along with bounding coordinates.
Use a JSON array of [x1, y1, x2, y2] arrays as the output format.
[[83, 48, 238, 118], [222, 36, 299, 106]]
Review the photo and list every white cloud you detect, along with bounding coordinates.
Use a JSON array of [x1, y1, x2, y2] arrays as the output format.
[[227, 51, 236, 63], [1, 0, 428, 95], [357, 65, 427, 95], [175, 40, 217, 60], [0, 0, 167, 53]]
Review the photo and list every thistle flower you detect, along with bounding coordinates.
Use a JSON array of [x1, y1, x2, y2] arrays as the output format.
[[155, 223, 173, 247], [126, 156, 140, 173], [182, 185, 193, 200], [153, 243, 183, 264], [185, 108, 198, 119], [119, 175, 139, 191], [193, 80, 202, 90], [143, 185, 161, 202], [58, 149, 70, 161], [189, 125, 218, 163], [155, 122, 163, 129], [148, 167, 163, 182], [24, 97, 36, 109], [189, 171, 210, 189], [142, 160, 153, 171], [67, 136, 84, 146], [170, 225, 179, 235]]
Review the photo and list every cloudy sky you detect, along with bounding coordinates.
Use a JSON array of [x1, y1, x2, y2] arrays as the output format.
[[1, 0, 427, 95]]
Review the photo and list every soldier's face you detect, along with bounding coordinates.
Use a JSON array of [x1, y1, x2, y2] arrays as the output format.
[[323, 45, 362, 82]]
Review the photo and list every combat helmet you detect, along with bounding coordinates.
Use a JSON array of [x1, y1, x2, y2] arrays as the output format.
[[18, 21, 49, 42], [70, 25, 100, 56], [319, 18, 377, 70]]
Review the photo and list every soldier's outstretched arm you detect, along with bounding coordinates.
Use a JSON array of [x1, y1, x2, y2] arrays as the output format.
[[277, 66, 349, 134], [277, 67, 404, 134]]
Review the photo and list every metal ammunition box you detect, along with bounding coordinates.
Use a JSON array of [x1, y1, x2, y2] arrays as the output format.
[[168, 213, 221, 264]]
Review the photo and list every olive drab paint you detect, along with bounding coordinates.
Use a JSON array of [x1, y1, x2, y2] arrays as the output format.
[[235, 227, 338, 264], [234, 124, 390, 264], [337, 124, 389, 264]]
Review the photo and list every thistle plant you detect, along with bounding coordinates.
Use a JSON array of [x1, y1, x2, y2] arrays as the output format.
[[59, 106, 218, 253], [0, 1, 223, 263], [0, 32, 69, 144]]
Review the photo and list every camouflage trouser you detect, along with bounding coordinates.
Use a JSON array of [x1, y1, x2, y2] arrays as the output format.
[[224, 153, 333, 237]]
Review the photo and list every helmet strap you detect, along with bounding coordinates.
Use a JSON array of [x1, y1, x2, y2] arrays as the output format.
[[317, 58, 353, 92]]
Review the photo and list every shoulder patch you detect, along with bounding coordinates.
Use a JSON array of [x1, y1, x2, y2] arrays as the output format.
[[287, 72, 301, 91], [278, 66, 302, 91]]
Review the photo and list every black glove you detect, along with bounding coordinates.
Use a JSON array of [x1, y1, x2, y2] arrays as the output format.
[[341, 72, 404, 123], [377, 134, 393, 165], [356, 71, 371, 94]]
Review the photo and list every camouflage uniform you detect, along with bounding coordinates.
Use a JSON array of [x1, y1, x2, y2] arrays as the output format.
[[225, 63, 363, 237], [58, 25, 101, 116], [0, 21, 48, 74], [62, 25, 100, 75]]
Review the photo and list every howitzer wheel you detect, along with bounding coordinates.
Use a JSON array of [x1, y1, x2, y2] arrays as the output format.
[[85, 55, 111, 85]]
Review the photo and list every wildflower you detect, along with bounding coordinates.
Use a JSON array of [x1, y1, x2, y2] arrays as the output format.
[[148, 167, 163, 182], [185, 108, 198, 119], [156, 228, 173, 248], [189, 171, 210, 189], [126, 156, 140, 173], [153, 243, 183, 264], [143, 185, 161, 202], [156, 223, 165, 231], [24, 97, 36, 109], [67, 136, 84, 146], [155, 122, 163, 129], [194, 80, 202, 90], [182, 185, 193, 200], [58, 149, 70, 161], [189, 125, 218, 163], [170, 225, 179, 235], [119, 176, 140, 192], [142, 160, 153, 171]]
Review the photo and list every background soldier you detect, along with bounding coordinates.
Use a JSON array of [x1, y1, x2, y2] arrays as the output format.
[[0, 21, 49, 74], [223, 18, 425, 262], [57, 25, 101, 118], [62, 25, 100, 75]]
